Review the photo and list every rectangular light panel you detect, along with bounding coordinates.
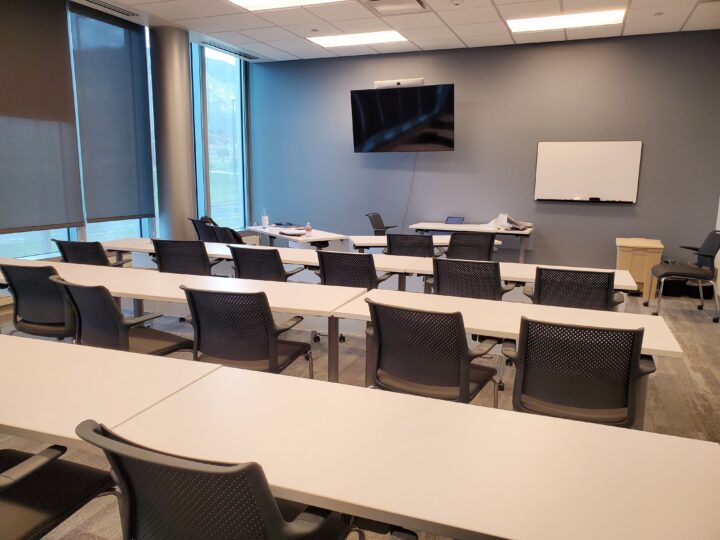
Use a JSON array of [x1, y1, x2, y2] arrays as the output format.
[[507, 9, 625, 32], [228, 0, 342, 11], [309, 30, 407, 47]]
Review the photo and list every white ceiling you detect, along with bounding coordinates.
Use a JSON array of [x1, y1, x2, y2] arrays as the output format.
[[102, 0, 720, 61]]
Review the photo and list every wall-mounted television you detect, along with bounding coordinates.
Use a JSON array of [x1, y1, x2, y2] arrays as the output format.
[[350, 84, 454, 153]]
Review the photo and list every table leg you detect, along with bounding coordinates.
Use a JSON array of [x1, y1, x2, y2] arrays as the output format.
[[114, 251, 124, 264], [327, 316, 339, 383], [357, 247, 366, 253], [365, 323, 373, 387], [133, 299, 144, 318], [398, 273, 407, 291], [269, 236, 276, 247], [518, 236, 526, 263]]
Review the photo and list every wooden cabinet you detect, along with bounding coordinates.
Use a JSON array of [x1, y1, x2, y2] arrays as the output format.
[[616, 238, 664, 305]]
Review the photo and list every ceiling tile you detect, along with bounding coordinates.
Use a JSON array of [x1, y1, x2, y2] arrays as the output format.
[[460, 32, 514, 46], [562, 0, 627, 11], [438, 6, 500, 24], [135, 2, 193, 20], [683, 1, 720, 30], [383, 12, 445, 29], [369, 40, 422, 52], [332, 17, 391, 32], [401, 25, 456, 39], [164, 0, 241, 17], [176, 16, 236, 32], [208, 31, 257, 45], [566, 23, 622, 39], [452, 20, 509, 37], [257, 7, 325, 25], [424, 0, 493, 11], [242, 26, 298, 40], [625, 4, 694, 22], [283, 21, 341, 37], [217, 12, 276, 29], [412, 34, 467, 49], [512, 28, 566, 42], [497, 0, 562, 19], [238, 42, 299, 60], [269, 38, 338, 57], [630, 0, 695, 7], [623, 17, 684, 33], [334, 44, 378, 55], [305, 1, 374, 21]]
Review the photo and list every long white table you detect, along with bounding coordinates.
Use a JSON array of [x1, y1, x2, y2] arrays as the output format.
[[247, 225, 347, 248], [0, 334, 220, 448], [0, 257, 365, 383], [114, 366, 720, 540], [410, 222, 534, 262], [349, 235, 502, 252]]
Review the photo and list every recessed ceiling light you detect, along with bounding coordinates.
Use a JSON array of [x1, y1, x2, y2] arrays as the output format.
[[308, 30, 407, 48], [228, 0, 342, 11], [507, 9, 625, 33]]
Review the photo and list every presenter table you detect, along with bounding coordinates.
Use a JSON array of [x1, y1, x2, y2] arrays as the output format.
[[247, 225, 347, 249], [409, 222, 533, 262], [114, 366, 720, 540]]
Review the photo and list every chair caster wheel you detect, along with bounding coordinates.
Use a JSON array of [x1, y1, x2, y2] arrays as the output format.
[[713, 317, 719, 323], [697, 305, 704, 310], [651, 312, 658, 316], [642, 301, 649, 307], [505, 359, 513, 366], [339, 335, 346, 343], [498, 382, 505, 391], [313, 335, 321, 343]]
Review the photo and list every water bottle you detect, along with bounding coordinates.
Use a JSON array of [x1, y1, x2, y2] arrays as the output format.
[[261, 208, 269, 229], [305, 222, 312, 238]]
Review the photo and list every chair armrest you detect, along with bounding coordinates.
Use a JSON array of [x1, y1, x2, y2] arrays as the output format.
[[275, 315, 304, 335], [680, 245, 699, 253], [468, 338, 497, 358], [501, 341, 518, 361], [522, 284, 534, 300], [109, 259, 132, 267], [384, 225, 397, 231], [0, 445, 66, 490], [123, 312, 163, 328], [285, 266, 304, 279], [501, 282, 516, 295], [638, 356, 656, 377], [376, 272, 394, 283], [432, 248, 445, 258], [365, 326, 374, 338], [611, 291, 625, 307]]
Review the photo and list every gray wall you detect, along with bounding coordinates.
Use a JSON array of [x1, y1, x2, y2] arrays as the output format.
[[248, 31, 720, 267]]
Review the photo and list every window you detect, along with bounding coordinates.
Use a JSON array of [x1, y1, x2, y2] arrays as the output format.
[[192, 46, 247, 229], [85, 219, 146, 242], [0, 229, 71, 259]]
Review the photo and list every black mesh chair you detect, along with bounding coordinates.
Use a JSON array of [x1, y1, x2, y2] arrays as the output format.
[[152, 239, 213, 276], [183, 287, 313, 376], [366, 300, 498, 405], [0, 264, 75, 339], [366, 212, 396, 236], [54, 239, 127, 267], [651, 230, 720, 322], [229, 246, 303, 282], [445, 232, 496, 261], [212, 226, 245, 244], [503, 318, 655, 428], [432, 259, 513, 300], [523, 267, 624, 311], [0, 444, 115, 540], [188, 218, 218, 242], [318, 251, 392, 290], [76, 420, 354, 540], [50, 276, 192, 355], [386, 234, 436, 258]]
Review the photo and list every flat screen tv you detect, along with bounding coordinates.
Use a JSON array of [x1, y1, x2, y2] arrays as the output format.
[[350, 84, 454, 153]]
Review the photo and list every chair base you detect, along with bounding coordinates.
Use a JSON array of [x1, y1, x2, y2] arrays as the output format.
[[651, 277, 719, 322]]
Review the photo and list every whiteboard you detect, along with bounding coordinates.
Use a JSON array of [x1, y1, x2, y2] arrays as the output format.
[[534, 141, 642, 203]]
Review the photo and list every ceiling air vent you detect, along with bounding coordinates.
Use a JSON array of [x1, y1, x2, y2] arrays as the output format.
[[202, 41, 260, 61], [363, 0, 428, 16], [83, 0, 139, 17]]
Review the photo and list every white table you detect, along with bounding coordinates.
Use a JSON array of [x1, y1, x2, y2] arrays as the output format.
[[0, 334, 219, 448], [406, 259, 638, 292], [115, 366, 720, 540], [349, 235, 502, 252], [410, 222, 534, 262], [0, 258, 365, 383], [247, 225, 347, 248]]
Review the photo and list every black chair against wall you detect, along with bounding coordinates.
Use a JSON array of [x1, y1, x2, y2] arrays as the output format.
[[182, 287, 313, 377], [212, 226, 245, 244], [366, 299, 498, 406], [366, 213, 396, 236], [188, 218, 218, 242], [229, 245, 303, 282], [200, 215, 219, 226], [50, 276, 192, 356], [0, 444, 115, 540], [650, 230, 720, 322], [523, 267, 624, 311], [152, 239, 213, 276], [503, 317, 655, 428], [76, 420, 354, 540], [54, 239, 128, 267], [318, 251, 393, 290], [0, 264, 76, 339]]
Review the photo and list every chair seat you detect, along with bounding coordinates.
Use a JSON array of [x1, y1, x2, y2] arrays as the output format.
[[128, 327, 193, 356], [376, 363, 496, 401], [15, 320, 74, 339], [520, 394, 628, 424], [0, 449, 114, 540], [198, 340, 311, 373], [652, 262, 714, 280]]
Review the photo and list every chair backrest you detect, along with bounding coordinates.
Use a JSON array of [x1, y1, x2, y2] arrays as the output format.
[[229, 246, 287, 282], [367, 300, 472, 399], [365, 212, 386, 232], [696, 230, 720, 268], [318, 251, 379, 290], [0, 264, 74, 327], [54, 239, 111, 266], [76, 420, 291, 540], [188, 218, 218, 242], [212, 226, 244, 244], [445, 232, 495, 261], [50, 276, 127, 350], [445, 216, 465, 224], [183, 287, 274, 364], [433, 259, 503, 300], [200, 215, 219, 227], [513, 318, 644, 427], [533, 267, 615, 310], [387, 234, 434, 257], [152, 239, 212, 276]]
